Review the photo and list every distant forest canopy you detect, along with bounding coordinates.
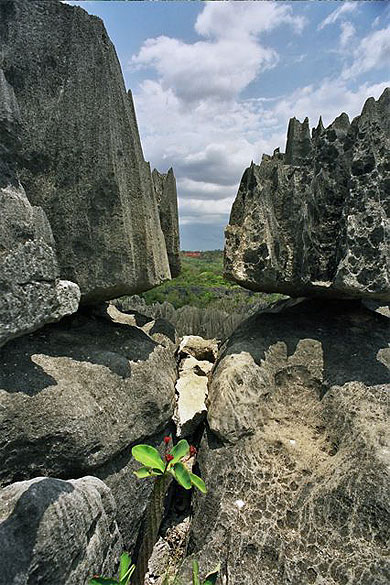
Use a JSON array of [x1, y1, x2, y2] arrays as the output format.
[[141, 250, 282, 310], [181, 250, 223, 260]]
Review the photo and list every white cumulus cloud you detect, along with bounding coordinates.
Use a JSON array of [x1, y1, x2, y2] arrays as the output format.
[[130, 2, 305, 230], [342, 25, 390, 79], [274, 79, 390, 129]]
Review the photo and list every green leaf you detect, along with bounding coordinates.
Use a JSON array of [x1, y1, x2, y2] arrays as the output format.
[[173, 462, 192, 490], [120, 561, 135, 585], [192, 559, 200, 585], [170, 439, 190, 464], [189, 472, 207, 494], [119, 553, 131, 581], [132, 445, 165, 472], [203, 564, 220, 585], [133, 467, 163, 479], [133, 467, 153, 479], [89, 579, 119, 585]]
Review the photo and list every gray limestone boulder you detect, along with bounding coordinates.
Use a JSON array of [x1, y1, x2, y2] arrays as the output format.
[[0, 476, 122, 585], [0, 68, 80, 348], [225, 88, 390, 301], [0, 310, 177, 487], [1, 0, 177, 303], [153, 168, 181, 278], [180, 299, 390, 584]]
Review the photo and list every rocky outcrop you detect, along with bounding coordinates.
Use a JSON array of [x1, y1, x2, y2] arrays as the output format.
[[178, 335, 218, 362], [225, 88, 390, 301], [0, 309, 176, 486], [0, 183, 80, 348], [1, 0, 178, 303], [152, 168, 181, 278], [0, 476, 121, 585], [114, 295, 251, 340], [180, 299, 390, 584], [0, 305, 177, 554], [0, 68, 80, 348]]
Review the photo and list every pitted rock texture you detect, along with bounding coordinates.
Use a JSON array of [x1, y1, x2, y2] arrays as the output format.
[[0, 310, 177, 486], [180, 299, 390, 585], [0, 68, 80, 347], [1, 0, 176, 302], [152, 168, 181, 278], [225, 88, 390, 301], [178, 335, 218, 362], [0, 476, 121, 585]]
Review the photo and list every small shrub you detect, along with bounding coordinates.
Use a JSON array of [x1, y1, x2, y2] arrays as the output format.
[[132, 438, 206, 493], [89, 552, 135, 585]]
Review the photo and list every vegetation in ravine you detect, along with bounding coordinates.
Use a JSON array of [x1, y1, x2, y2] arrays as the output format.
[[89, 438, 218, 585], [141, 251, 282, 311]]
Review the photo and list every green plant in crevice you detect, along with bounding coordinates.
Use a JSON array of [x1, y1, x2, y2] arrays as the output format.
[[89, 438, 214, 585], [132, 437, 206, 494], [192, 560, 220, 585], [131, 437, 207, 585], [89, 552, 135, 585]]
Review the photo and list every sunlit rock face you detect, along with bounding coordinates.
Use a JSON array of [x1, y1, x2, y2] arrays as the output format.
[[1, 0, 178, 303], [225, 88, 390, 301], [180, 299, 390, 585]]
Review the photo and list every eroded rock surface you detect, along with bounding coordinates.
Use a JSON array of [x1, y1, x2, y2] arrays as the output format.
[[181, 299, 390, 585], [152, 168, 181, 278], [178, 335, 218, 362], [0, 310, 177, 486], [0, 476, 121, 585], [174, 354, 212, 438], [225, 89, 390, 301], [0, 68, 80, 348], [1, 0, 177, 302]]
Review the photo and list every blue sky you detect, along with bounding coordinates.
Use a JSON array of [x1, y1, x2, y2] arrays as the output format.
[[64, 1, 390, 250]]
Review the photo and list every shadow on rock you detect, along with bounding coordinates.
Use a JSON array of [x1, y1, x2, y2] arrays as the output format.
[[0, 312, 158, 395]]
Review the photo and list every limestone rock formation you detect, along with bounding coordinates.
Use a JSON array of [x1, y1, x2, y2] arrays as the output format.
[[0, 476, 122, 585], [152, 168, 181, 278], [0, 306, 177, 551], [178, 335, 218, 362], [1, 0, 178, 303], [180, 299, 390, 584], [174, 354, 212, 438], [0, 68, 80, 348], [0, 310, 177, 485], [225, 88, 390, 300]]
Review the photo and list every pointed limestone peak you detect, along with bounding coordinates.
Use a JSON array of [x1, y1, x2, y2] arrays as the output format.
[[361, 96, 376, 118], [285, 115, 312, 165], [353, 88, 390, 133], [378, 86, 390, 107], [329, 112, 350, 132], [312, 116, 325, 139], [167, 167, 176, 180]]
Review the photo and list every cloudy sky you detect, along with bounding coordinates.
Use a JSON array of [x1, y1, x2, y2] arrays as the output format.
[[65, 1, 390, 250]]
